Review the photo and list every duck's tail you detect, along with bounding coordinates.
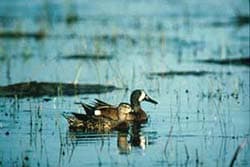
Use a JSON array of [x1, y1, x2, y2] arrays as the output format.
[[62, 112, 76, 125], [81, 103, 95, 115], [94, 99, 112, 107], [62, 112, 88, 129]]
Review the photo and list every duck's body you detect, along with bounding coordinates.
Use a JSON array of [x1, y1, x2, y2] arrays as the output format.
[[63, 114, 129, 132], [81, 90, 157, 122], [63, 90, 158, 131], [63, 103, 132, 132]]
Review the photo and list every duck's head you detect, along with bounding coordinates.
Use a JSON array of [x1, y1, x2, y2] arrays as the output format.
[[130, 89, 158, 107]]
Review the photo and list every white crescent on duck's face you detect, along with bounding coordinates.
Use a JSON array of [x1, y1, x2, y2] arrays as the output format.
[[138, 90, 146, 102]]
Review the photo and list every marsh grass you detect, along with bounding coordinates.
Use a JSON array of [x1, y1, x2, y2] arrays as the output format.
[[163, 126, 173, 159]]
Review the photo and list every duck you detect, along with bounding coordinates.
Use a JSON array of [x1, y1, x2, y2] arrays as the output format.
[[63, 103, 132, 132], [76, 89, 158, 123]]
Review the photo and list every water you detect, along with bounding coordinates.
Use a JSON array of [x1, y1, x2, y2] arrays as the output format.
[[0, 0, 249, 166]]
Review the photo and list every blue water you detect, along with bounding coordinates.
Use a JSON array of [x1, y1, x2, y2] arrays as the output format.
[[0, 0, 249, 166]]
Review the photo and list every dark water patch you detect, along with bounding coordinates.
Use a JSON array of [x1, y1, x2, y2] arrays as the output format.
[[22, 110, 32, 113], [236, 36, 250, 42], [0, 56, 6, 61], [210, 15, 249, 27], [147, 70, 219, 78], [167, 37, 205, 48], [61, 54, 114, 60], [0, 30, 46, 40], [233, 15, 250, 27], [210, 21, 233, 27], [196, 57, 250, 67], [0, 81, 121, 98], [65, 14, 79, 25], [93, 34, 137, 45]]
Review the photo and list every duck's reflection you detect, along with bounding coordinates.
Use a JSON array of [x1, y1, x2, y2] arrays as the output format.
[[130, 123, 147, 149], [117, 132, 131, 154], [117, 124, 148, 154], [67, 123, 154, 155]]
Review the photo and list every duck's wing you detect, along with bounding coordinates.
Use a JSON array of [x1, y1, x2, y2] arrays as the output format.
[[71, 112, 114, 121], [71, 112, 93, 121], [94, 99, 119, 120], [75, 100, 119, 120], [94, 106, 119, 120]]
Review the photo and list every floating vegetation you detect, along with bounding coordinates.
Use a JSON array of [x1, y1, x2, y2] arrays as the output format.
[[0, 81, 121, 98], [147, 70, 218, 78], [61, 54, 114, 60], [196, 57, 250, 67], [0, 30, 46, 40]]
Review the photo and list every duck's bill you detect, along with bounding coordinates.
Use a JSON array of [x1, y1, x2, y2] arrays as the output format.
[[145, 95, 158, 104]]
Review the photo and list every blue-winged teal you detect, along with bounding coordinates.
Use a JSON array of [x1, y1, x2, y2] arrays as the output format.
[[63, 90, 157, 131], [79, 89, 158, 122], [63, 103, 132, 132]]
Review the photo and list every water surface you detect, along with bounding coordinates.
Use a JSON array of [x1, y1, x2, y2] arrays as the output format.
[[0, 0, 249, 166]]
